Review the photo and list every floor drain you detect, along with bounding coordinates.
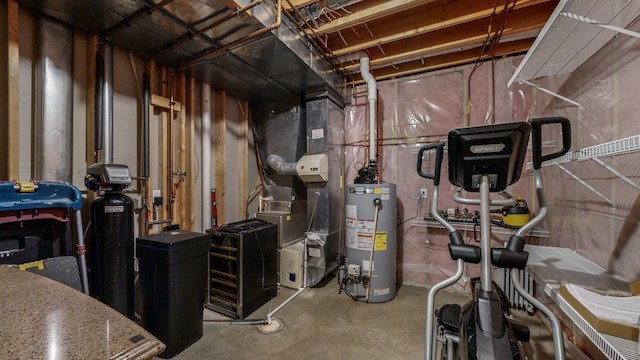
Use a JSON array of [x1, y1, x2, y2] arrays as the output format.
[[258, 318, 283, 334]]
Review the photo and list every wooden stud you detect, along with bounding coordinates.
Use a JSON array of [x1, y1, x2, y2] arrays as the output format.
[[151, 94, 182, 112], [214, 90, 227, 226], [7, 0, 19, 180], [146, 60, 156, 234], [176, 72, 187, 230], [186, 76, 196, 230], [238, 100, 249, 220], [160, 110, 169, 225]]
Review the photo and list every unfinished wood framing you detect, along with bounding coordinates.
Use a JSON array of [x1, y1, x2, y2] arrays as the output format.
[[159, 110, 169, 225], [175, 72, 187, 230], [238, 100, 249, 220], [7, 0, 19, 180], [214, 90, 227, 226], [186, 76, 196, 230]]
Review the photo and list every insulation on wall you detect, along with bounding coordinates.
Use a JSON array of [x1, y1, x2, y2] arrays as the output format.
[[345, 41, 640, 287]]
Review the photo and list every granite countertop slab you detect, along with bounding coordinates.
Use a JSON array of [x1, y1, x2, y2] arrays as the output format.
[[0, 265, 165, 359]]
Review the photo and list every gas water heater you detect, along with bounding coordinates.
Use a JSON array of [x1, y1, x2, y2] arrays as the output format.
[[344, 183, 397, 302], [85, 163, 134, 319]]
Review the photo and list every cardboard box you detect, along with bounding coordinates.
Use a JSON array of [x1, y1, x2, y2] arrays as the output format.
[[560, 282, 640, 341]]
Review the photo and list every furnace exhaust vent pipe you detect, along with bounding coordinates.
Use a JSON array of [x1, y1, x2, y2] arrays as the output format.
[[360, 57, 377, 165], [353, 57, 379, 184]]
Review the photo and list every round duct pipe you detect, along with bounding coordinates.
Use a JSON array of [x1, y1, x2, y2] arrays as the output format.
[[267, 154, 298, 176]]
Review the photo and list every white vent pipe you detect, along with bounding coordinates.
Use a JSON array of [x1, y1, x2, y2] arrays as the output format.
[[360, 57, 377, 164]]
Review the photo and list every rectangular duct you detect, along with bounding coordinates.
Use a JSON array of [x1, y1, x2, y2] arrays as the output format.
[[304, 90, 346, 284], [33, 17, 74, 182]]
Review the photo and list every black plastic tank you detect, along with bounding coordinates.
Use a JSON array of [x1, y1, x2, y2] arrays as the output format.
[[90, 191, 134, 319]]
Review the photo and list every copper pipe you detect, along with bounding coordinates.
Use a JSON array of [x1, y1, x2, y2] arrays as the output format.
[[151, 0, 263, 57], [177, 0, 282, 70]]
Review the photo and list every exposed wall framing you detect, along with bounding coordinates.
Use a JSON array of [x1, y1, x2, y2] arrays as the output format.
[[6, 0, 19, 180], [214, 90, 227, 226]]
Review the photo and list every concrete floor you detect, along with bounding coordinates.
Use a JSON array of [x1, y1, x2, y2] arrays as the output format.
[[168, 273, 578, 360]]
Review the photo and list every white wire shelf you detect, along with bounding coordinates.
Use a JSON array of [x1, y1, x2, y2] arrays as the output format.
[[525, 135, 640, 209], [527, 134, 640, 169], [411, 219, 549, 238], [525, 245, 639, 360]]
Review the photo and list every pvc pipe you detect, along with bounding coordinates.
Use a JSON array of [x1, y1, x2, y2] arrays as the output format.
[[202, 83, 211, 231], [360, 57, 377, 164]]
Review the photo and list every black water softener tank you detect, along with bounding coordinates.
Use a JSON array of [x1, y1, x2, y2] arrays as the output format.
[[86, 163, 135, 319]]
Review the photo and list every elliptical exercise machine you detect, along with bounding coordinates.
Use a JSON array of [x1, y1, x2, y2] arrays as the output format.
[[417, 117, 571, 360]]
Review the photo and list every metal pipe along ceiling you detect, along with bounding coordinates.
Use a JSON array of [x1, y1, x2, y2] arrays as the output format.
[[34, 17, 73, 182]]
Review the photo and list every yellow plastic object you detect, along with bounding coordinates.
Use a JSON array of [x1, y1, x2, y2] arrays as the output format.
[[16, 182, 36, 193], [18, 260, 45, 271], [502, 195, 530, 227]]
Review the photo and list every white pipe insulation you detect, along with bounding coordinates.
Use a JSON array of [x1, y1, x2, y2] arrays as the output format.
[[201, 83, 211, 231], [360, 57, 377, 164]]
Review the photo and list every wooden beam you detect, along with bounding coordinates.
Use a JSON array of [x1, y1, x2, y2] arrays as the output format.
[[329, 0, 550, 56], [214, 90, 227, 226], [316, 0, 432, 35], [356, 38, 534, 83], [238, 100, 249, 220], [341, 5, 549, 73], [7, 0, 19, 180], [186, 76, 196, 230], [151, 94, 182, 112]]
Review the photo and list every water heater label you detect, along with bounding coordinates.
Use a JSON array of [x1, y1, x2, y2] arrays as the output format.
[[374, 287, 390, 296], [104, 205, 124, 213]]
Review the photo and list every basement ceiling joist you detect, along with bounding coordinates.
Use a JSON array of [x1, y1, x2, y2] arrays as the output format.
[[285, 0, 559, 84], [19, 0, 562, 97]]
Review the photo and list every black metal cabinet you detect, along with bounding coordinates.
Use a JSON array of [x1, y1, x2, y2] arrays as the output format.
[[206, 219, 278, 319]]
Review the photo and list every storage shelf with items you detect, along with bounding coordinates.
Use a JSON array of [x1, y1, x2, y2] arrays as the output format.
[[411, 218, 549, 238]]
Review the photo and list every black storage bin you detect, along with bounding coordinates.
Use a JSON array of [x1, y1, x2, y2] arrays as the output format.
[[137, 230, 209, 358]]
